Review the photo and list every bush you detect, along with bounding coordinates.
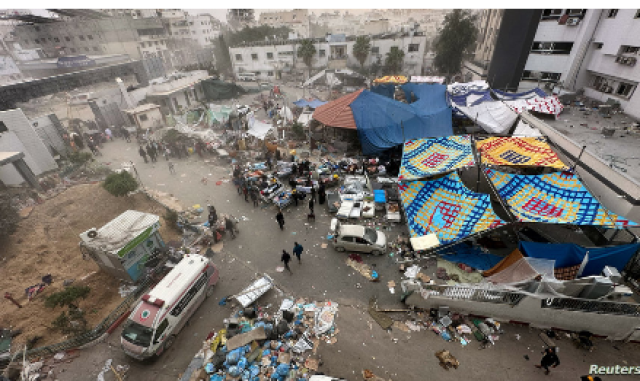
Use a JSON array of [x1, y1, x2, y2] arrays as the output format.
[[44, 285, 91, 309], [102, 171, 138, 197], [164, 209, 179, 232], [51, 307, 88, 334], [292, 122, 304, 138], [0, 193, 19, 239], [68, 151, 94, 165]]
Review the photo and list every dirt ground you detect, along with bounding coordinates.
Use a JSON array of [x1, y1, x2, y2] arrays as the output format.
[[0, 183, 181, 348]]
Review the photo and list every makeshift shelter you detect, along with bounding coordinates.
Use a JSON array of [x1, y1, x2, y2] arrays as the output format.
[[292, 98, 327, 108], [483, 249, 525, 277], [447, 80, 489, 95], [484, 257, 557, 285], [493, 89, 564, 117], [440, 243, 504, 271], [351, 86, 453, 155], [485, 169, 638, 227], [476, 137, 567, 169], [450, 90, 518, 134], [399, 135, 475, 180], [313, 89, 363, 129], [247, 120, 273, 140], [410, 76, 445, 84], [373, 75, 408, 84], [519, 241, 640, 277], [398, 172, 507, 245], [513, 119, 542, 137], [201, 79, 248, 100], [370, 84, 396, 99]]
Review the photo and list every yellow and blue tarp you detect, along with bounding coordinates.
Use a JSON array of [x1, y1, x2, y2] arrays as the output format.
[[398, 172, 507, 245], [485, 169, 638, 228], [476, 137, 567, 169], [399, 135, 475, 180]]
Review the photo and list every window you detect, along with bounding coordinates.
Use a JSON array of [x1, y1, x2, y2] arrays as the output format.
[[566, 9, 586, 17], [521, 71, 561, 82], [408, 43, 420, 52], [79, 35, 85, 41], [0, 121, 7, 133], [153, 319, 169, 343], [139, 114, 148, 121], [541, 9, 562, 20], [34, 39, 40, 44], [620, 45, 640, 54], [617, 83, 635, 97], [267, 52, 274, 59], [371, 47, 380, 54], [319, 49, 326, 57], [70, 48, 76, 53], [341, 236, 354, 242], [607, 9, 618, 18], [170, 274, 207, 317], [84, 47, 90, 52], [278, 51, 294, 56], [251, 53, 258, 61], [64, 36, 70, 42], [53, 37, 59, 42], [268, 71, 274, 76], [355, 237, 368, 244], [87, 35, 93, 40], [531, 41, 574, 54], [235, 54, 243, 61], [595, 42, 603, 49]]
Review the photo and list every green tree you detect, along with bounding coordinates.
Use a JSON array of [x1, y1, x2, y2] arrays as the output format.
[[0, 193, 19, 240], [297, 39, 317, 78], [433, 9, 478, 76], [384, 46, 405, 74], [102, 171, 138, 197], [227, 25, 292, 46], [44, 286, 91, 309], [352, 36, 371, 69]]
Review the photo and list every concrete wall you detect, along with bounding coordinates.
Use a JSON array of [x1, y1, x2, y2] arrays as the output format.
[[405, 292, 639, 340], [0, 109, 57, 177], [134, 107, 163, 130], [29, 114, 67, 157], [0, 132, 31, 185]]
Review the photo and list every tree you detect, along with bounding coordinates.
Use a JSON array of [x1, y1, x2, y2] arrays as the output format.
[[102, 171, 138, 197], [297, 39, 317, 78], [352, 36, 371, 69], [227, 25, 292, 46], [384, 46, 405, 74], [213, 35, 233, 75], [433, 9, 478, 76], [0, 193, 19, 239]]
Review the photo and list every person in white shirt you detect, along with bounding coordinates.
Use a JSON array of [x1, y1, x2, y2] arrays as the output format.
[[104, 127, 113, 141]]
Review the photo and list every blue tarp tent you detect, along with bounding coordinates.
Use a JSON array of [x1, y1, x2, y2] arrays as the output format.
[[350, 85, 453, 155], [440, 243, 504, 271], [370, 84, 395, 99], [293, 98, 327, 108], [519, 241, 640, 276]]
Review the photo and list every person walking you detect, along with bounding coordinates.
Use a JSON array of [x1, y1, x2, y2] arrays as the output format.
[[242, 183, 249, 203], [276, 210, 285, 230], [250, 188, 259, 207], [293, 242, 303, 263], [146, 143, 156, 162], [318, 183, 326, 205], [139, 146, 148, 163], [310, 186, 316, 202], [168, 161, 176, 174], [122, 128, 131, 143], [225, 216, 236, 239], [308, 198, 314, 214], [164, 146, 171, 161], [536, 348, 560, 375], [281, 250, 293, 274]]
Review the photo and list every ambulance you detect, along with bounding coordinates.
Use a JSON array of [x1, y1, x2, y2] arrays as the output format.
[[121, 254, 219, 360]]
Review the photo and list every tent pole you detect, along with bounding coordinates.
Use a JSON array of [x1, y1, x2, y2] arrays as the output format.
[[571, 145, 587, 172]]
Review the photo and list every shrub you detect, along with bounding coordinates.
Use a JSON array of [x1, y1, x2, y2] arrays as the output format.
[[68, 151, 94, 165], [44, 285, 91, 309], [292, 122, 304, 138], [0, 193, 19, 239], [164, 209, 179, 232], [102, 171, 138, 197], [51, 307, 88, 334]]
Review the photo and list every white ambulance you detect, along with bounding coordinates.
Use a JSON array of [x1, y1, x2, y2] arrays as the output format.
[[121, 254, 219, 360]]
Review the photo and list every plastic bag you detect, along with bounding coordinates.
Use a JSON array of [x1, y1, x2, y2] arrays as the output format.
[[228, 365, 242, 377], [237, 357, 248, 370]]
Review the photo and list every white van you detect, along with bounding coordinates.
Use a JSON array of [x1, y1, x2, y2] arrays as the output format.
[[237, 73, 257, 82], [121, 254, 219, 360]]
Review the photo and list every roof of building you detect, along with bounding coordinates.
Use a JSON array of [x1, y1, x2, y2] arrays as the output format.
[[312, 89, 363, 129], [124, 103, 161, 114], [80, 210, 160, 253], [0, 151, 24, 166]]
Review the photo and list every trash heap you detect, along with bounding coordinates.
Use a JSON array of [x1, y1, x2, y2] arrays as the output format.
[[182, 298, 339, 381]]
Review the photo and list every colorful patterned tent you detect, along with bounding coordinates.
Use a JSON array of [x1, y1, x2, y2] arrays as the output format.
[[373, 75, 408, 84], [485, 169, 638, 227], [476, 137, 567, 169], [399, 172, 507, 244], [399, 135, 475, 180], [493, 88, 565, 116]]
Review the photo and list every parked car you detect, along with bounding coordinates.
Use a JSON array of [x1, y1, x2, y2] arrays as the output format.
[[330, 219, 387, 255]]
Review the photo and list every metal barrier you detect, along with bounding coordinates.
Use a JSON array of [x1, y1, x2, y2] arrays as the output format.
[[10, 277, 152, 361], [423, 284, 525, 306], [541, 297, 640, 317]]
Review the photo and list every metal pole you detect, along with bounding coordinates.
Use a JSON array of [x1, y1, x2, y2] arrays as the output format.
[[571, 145, 587, 172]]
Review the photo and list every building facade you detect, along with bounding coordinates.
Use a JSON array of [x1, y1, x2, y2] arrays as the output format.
[[259, 9, 310, 38], [229, 33, 428, 81]]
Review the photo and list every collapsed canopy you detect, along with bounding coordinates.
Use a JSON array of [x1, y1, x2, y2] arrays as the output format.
[[485, 169, 638, 227], [398, 172, 506, 245], [476, 137, 567, 169], [399, 135, 475, 180]]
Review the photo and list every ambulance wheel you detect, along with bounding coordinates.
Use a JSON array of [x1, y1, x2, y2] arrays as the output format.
[[164, 335, 176, 351], [206, 285, 215, 298]]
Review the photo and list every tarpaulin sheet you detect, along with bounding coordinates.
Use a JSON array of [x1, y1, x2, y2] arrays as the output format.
[[484, 257, 556, 284], [247, 120, 273, 140], [373, 75, 408, 84], [411, 76, 445, 84], [519, 241, 640, 276], [455, 99, 518, 134], [440, 243, 504, 270], [476, 137, 567, 169], [351, 86, 453, 155], [493, 88, 564, 116], [398, 172, 507, 245], [485, 169, 638, 228], [399, 135, 475, 180], [447, 80, 489, 95], [513, 119, 542, 137], [201, 79, 247, 100], [483, 249, 525, 277], [493, 88, 548, 99], [370, 84, 396, 99]]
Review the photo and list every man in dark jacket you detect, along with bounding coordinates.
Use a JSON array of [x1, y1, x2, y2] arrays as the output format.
[[276, 210, 285, 230], [139, 146, 148, 163], [536, 348, 560, 375], [281, 250, 292, 274], [225, 216, 236, 239], [292, 242, 303, 263]]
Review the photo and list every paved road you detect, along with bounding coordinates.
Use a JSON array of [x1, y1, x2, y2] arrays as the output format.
[[51, 89, 640, 381]]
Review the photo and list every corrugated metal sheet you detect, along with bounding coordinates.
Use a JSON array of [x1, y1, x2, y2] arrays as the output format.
[[81, 210, 160, 253], [312, 89, 363, 129]]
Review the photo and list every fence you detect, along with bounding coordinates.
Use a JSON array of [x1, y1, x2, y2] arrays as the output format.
[[541, 297, 640, 317], [9, 277, 152, 362], [422, 284, 525, 306]]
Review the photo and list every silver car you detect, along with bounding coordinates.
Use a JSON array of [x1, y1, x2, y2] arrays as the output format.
[[330, 219, 387, 255]]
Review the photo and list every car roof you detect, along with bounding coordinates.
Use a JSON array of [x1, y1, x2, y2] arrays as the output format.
[[340, 224, 366, 236]]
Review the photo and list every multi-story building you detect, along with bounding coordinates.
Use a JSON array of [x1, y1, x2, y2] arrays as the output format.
[[227, 9, 255, 31], [229, 33, 428, 81], [258, 9, 310, 38], [99, 9, 159, 19], [463, 9, 640, 120]]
